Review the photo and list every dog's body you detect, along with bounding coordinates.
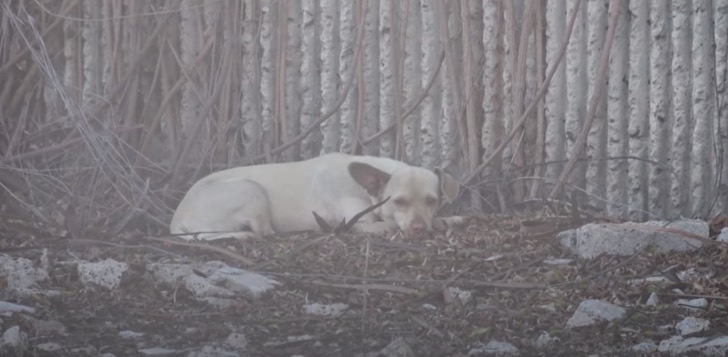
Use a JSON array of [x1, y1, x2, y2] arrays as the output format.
[[169, 153, 462, 240]]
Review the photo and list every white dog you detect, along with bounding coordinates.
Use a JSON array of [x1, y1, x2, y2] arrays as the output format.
[[169, 153, 463, 240]]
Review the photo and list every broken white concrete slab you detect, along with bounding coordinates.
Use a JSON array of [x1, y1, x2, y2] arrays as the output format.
[[468, 340, 520, 356], [147, 262, 279, 305], [304, 302, 349, 317], [0, 254, 49, 290], [36, 342, 62, 352], [675, 317, 709, 335], [77, 259, 128, 290], [542, 258, 573, 265], [0, 301, 35, 314], [138, 347, 178, 356], [566, 299, 626, 328], [535, 332, 558, 348], [658, 335, 728, 356], [224, 332, 248, 349], [558, 219, 707, 259]]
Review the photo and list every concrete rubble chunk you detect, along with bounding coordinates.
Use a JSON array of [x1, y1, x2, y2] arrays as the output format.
[[119, 330, 144, 339], [0, 254, 49, 289], [558, 219, 707, 259], [566, 299, 627, 328], [645, 293, 659, 306], [658, 336, 728, 356], [675, 317, 710, 336], [224, 332, 248, 349], [444, 287, 472, 305], [77, 259, 128, 290]]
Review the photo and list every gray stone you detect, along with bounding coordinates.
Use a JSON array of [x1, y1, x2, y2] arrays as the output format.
[[0, 326, 28, 354], [0, 254, 49, 289], [469, 340, 520, 356], [566, 300, 626, 328], [659, 335, 728, 356], [138, 347, 178, 356], [676, 298, 708, 310], [558, 220, 707, 259], [304, 302, 349, 317], [119, 330, 144, 339], [0, 301, 35, 314], [224, 332, 248, 349], [676, 317, 710, 336], [631, 340, 657, 353]]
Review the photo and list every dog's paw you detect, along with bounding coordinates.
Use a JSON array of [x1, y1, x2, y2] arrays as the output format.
[[433, 216, 469, 231]]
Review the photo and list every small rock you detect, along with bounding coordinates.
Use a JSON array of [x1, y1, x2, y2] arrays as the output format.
[[0, 326, 28, 354], [444, 287, 472, 305], [224, 332, 248, 349], [535, 332, 557, 349], [119, 330, 144, 339], [542, 258, 573, 265], [718, 227, 728, 242], [77, 259, 128, 290], [189, 346, 240, 357], [304, 303, 349, 317], [138, 347, 178, 356], [566, 299, 626, 328], [372, 337, 415, 357], [0, 301, 35, 314], [631, 340, 657, 353], [421, 303, 437, 310], [676, 298, 708, 310], [469, 340, 520, 356], [675, 317, 710, 336], [645, 293, 659, 306], [37, 342, 62, 352], [207, 266, 280, 298]]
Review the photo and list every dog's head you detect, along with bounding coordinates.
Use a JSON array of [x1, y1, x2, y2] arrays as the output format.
[[348, 162, 460, 233]]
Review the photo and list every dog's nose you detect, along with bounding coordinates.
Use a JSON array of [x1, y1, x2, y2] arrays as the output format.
[[410, 219, 427, 232]]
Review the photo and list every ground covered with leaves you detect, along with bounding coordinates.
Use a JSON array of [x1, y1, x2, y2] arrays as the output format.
[[1, 214, 727, 356]]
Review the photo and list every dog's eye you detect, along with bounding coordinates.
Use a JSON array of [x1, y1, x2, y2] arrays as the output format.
[[425, 197, 438, 206], [393, 197, 409, 206]]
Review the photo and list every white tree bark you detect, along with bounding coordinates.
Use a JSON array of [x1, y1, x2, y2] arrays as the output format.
[[585, 0, 607, 210], [648, 1, 672, 215], [564, 1, 587, 194], [338, 0, 356, 154], [605, 0, 629, 218], [419, 0, 440, 168], [180, 0, 203, 137], [300, 0, 321, 159], [286, 0, 303, 160], [482, 0, 504, 179], [670, 0, 693, 216], [319, 0, 340, 154], [627, 0, 651, 220], [715, 0, 728, 214], [690, 0, 716, 216], [544, 0, 567, 180], [378, 0, 395, 157], [362, 0, 380, 156], [241, 0, 262, 158], [403, 0, 422, 164], [259, 1, 275, 153]]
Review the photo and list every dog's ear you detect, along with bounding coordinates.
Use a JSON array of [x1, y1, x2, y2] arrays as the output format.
[[434, 168, 460, 204], [348, 162, 391, 197]]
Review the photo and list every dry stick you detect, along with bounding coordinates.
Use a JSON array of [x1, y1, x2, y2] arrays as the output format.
[[360, 51, 444, 145], [1, 126, 143, 163], [436, 0, 469, 167], [0, 0, 78, 74], [509, 0, 536, 202], [549, 0, 621, 199], [145, 236, 255, 266], [239, 3, 369, 164], [464, 0, 582, 186]]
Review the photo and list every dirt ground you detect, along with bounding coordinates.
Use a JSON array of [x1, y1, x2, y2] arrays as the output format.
[[1, 214, 727, 356]]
